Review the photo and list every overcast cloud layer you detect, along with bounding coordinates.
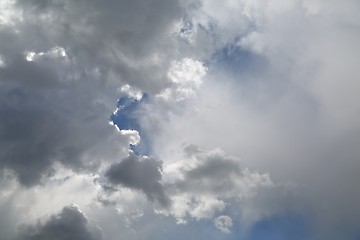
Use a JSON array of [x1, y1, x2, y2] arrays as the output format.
[[0, 0, 360, 239]]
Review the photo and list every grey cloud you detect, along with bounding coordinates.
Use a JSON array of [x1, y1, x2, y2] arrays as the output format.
[[106, 152, 170, 207], [0, 0, 187, 186], [16, 205, 102, 240], [185, 150, 242, 180], [0, 57, 59, 87], [168, 145, 272, 197], [160, 145, 277, 223], [13, 0, 184, 93], [2, 0, 359, 239], [0, 75, 127, 186]]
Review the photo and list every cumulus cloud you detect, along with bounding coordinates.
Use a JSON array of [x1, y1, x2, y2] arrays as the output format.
[[105, 152, 170, 208], [160, 145, 275, 224], [16, 205, 102, 240]]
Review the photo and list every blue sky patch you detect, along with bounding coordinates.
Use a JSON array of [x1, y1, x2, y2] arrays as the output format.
[[247, 213, 312, 240], [111, 94, 152, 156]]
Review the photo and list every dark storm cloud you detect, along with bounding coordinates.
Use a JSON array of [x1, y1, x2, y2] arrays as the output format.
[[106, 152, 170, 207], [16, 205, 102, 240]]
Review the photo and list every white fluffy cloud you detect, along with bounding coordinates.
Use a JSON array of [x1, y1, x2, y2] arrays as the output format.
[[158, 58, 207, 102]]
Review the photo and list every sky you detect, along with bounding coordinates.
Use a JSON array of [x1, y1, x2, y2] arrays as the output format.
[[0, 0, 360, 239]]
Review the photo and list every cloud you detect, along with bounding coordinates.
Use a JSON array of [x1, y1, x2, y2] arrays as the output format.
[[1, 0, 360, 239], [13, 0, 185, 93], [0, 0, 185, 186], [16, 205, 102, 240], [0, 64, 128, 186], [161, 145, 276, 224], [214, 215, 233, 234], [105, 152, 170, 208], [165, 145, 273, 199], [157, 58, 207, 102]]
